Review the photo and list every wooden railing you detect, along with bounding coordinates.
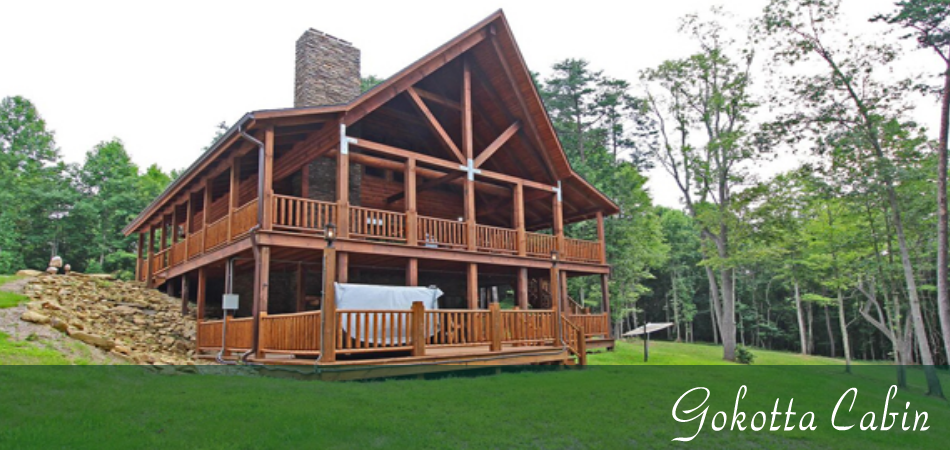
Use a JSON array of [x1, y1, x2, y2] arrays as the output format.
[[560, 315, 587, 365], [475, 224, 518, 254], [197, 320, 223, 348], [349, 206, 406, 242], [260, 311, 321, 355], [425, 310, 491, 347], [225, 317, 254, 351], [336, 310, 414, 352], [186, 233, 203, 260], [272, 195, 335, 232], [170, 241, 186, 267], [417, 216, 467, 249], [501, 310, 556, 345], [526, 232, 556, 258], [230, 199, 258, 238], [151, 248, 170, 274], [568, 313, 610, 338], [563, 238, 602, 264], [196, 317, 253, 352], [204, 215, 230, 250]]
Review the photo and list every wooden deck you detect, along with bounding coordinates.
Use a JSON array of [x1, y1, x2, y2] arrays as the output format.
[[196, 307, 611, 368]]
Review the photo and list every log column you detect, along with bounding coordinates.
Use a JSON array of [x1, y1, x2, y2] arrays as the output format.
[[462, 57, 477, 251], [261, 127, 275, 231], [516, 267, 528, 310], [197, 266, 206, 343], [553, 185, 564, 255], [596, 211, 606, 264], [405, 158, 418, 246], [467, 263, 478, 309], [601, 273, 611, 338], [320, 246, 338, 363], [337, 122, 350, 238], [406, 258, 418, 286], [146, 226, 155, 287], [514, 183, 526, 256], [136, 232, 145, 282]]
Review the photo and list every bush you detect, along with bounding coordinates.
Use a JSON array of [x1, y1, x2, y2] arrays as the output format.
[[736, 346, 755, 364]]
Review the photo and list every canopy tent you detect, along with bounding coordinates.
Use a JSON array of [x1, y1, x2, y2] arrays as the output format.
[[335, 283, 442, 346], [622, 322, 674, 337]]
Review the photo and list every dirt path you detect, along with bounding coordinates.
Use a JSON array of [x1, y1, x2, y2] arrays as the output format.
[[0, 275, 124, 364]]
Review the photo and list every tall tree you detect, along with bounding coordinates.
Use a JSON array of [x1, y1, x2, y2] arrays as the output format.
[[875, 0, 950, 373], [642, 9, 757, 361], [762, 0, 944, 396]]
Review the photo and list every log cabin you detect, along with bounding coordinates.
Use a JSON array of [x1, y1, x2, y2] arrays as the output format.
[[123, 10, 617, 369]]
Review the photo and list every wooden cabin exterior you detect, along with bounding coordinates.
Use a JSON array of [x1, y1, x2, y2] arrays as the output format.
[[123, 11, 617, 368]]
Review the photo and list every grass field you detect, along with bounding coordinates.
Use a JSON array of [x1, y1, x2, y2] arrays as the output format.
[[0, 340, 947, 449], [0, 275, 26, 309]]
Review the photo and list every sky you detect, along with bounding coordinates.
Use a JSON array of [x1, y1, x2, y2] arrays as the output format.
[[0, 0, 939, 208]]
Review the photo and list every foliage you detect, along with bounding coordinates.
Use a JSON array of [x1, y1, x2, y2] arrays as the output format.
[[735, 345, 755, 364], [361, 75, 384, 93]]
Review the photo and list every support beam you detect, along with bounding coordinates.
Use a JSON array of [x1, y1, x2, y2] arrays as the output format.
[[320, 246, 338, 363], [180, 274, 189, 316], [467, 263, 478, 309], [514, 183, 526, 256], [517, 268, 528, 309], [596, 211, 606, 264], [550, 265, 561, 344], [136, 233, 145, 282], [601, 273, 611, 337], [337, 252, 349, 283], [185, 195, 194, 258], [405, 159, 418, 245], [253, 246, 271, 359], [296, 263, 306, 312], [146, 227, 155, 287], [560, 271, 569, 313], [474, 121, 520, 167], [406, 258, 418, 286], [387, 171, 462, 204], [336, 124, 350, 238], [261, 127, 275, 231], [414, 87, 461, 110], [407, 87, 465, 164], [197, 267, 206, 321], [553, 184, 564, 254]]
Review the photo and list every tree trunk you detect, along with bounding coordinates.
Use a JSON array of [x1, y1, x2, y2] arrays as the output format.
[[838, 289, 851, 373], [824, 304, 836, 358], [672, 272, 681, 342], [794, 279, 807, 355], [936, 65, 950, 370], [706, 265, 721, 345], [719, 266, 737, 361], [807, 301, 815, 354]]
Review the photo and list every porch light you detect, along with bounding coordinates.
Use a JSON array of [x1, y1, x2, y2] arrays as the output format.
[[550, 250, 559, 267], [325, 222, 337, 247]]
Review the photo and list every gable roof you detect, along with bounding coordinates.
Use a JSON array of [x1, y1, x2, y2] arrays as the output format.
[[124, 10, 618, 236]]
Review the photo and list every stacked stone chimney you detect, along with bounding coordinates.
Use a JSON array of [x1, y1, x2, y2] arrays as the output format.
[[294, 29, 361, 107], [295, 28, 362, 206]]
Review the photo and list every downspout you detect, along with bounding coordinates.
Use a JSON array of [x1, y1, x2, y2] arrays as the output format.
[[237, 122, 265, 364]]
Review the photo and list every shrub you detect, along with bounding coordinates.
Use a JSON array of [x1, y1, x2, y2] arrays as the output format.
[[736, 346, 755, 364]]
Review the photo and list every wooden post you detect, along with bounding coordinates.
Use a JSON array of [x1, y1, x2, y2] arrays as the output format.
[[596, 211, 606, 264], [227, 163, 238, 240], [253, 245, 270, 359], [136, 232, 145, 282], [411, 301, 425, 356], [296, 263, 306, 312], [197, 266, 206, 344], [517, 268, 528, 309], [490, 302, 502, 352], [577, 326, 587, 366], [462, 57, 477, 251], [320, 246, 338, 363], [560, 271, 569, 313], [550, 265, 561, 345], [180, 274, 189, 316], [553, 189, 564, 255], [337, 252, 349, 283], [160, 216, 167, 252], [601, 274, 611, 338], [261, 126, 275, 231], [203, 179, 212, 252], [405, 158, 418, 246], [337, 123, 350, 238], [514, 183, 526, 256], [406, 258, 418, 286], [185, 196, 194, 259], [467, 263, 478, 309], [171, 207, 179, 246], [146, 226, 155, 287]]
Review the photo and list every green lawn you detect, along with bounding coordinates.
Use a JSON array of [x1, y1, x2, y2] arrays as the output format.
[[0, 332, 88, 365], [0, 340, 947, 448], [0, 275, 27, 309]]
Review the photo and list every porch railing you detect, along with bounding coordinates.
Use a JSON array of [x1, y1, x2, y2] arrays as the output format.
[[196, 316, 253, 353], [417, 215, 467, 249], [425, 310, 491, 347], [560, 314, 587, 365], [501, 310, 556, 345], [563, 238, 602, 264], [525, 232, 556, 258], [204, 215, 230, 250], [272, 195, 336, 233], [349, 206, 406, 242], [475, 224, 518, 254], [151, 248, 170, 274], [186, 233, 203, 260], [230, 199, 258, 238], [336, 310, 414, 353], [568, 313, 610, 338], [260, 311, 321, 355]]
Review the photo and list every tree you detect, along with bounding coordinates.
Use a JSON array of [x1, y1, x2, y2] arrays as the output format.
[[874, 0, 950, 375], [361, 75, 384, 93], [642, 9, 757, 361], [761, 0, 944, 396]]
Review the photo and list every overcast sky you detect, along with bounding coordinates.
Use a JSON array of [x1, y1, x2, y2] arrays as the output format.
[[1, 0, 937, 208]]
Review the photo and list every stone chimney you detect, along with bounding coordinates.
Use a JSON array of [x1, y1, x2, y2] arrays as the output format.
[[294, 29, 361, 107]]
